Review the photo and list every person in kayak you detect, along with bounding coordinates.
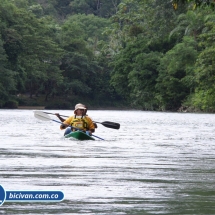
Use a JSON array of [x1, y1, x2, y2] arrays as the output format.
[[55, 103, 97, 129], [58, 103, 95, 136]]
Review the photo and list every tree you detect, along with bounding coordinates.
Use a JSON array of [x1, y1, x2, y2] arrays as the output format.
[[0, 0, 64, 100], [59, 17, 100, 98], [172, 0, 215, 9], [65, 14, 110, 53], [191, 21, 215, 111], [0, 38, 16, 106], [128, 51, 162, 110], [110, 38, 150, 99], [169, 9, 209, 42], [156, 36, 197, 110], [109, 0, 182, 108]]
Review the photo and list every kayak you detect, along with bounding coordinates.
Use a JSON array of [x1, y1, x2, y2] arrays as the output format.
[[64, 131, 95, 141]]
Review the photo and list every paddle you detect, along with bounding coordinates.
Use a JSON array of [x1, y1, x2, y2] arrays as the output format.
[[34, 111, 104, 140], [43, 112, 68, 117], [43, 111, 120, 129], [94, 121, 120, 129]]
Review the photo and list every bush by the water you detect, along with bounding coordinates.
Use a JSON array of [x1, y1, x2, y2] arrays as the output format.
[[45, 102, 72, 110], [4, 100, 18, 109]]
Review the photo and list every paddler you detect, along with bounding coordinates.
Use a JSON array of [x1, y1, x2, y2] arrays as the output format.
[[58, 103, 95, 136]]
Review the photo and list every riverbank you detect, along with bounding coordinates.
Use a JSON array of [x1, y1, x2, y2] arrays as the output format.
[[14, 94, 131, 110], [18, 106, 46, 110], [17, 106, 135, 110]]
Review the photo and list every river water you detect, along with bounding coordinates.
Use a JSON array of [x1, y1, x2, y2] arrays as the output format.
[[0, 109, 215, 214]]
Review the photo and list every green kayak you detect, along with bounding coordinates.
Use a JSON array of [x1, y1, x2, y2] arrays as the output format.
[[64, 131, 95, 141]]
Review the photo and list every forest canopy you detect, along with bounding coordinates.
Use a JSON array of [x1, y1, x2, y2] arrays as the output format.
[[1, 0, 215, 112]]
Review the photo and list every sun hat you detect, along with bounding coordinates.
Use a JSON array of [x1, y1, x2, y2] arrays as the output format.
[[74, 103, 86, 114]]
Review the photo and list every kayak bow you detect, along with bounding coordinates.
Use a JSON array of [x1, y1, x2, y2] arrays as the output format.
[[64, 131, 95, 141]]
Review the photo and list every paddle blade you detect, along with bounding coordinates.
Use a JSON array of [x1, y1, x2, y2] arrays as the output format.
[[100, 121, 120, 129], [34, 111, 51, 121]]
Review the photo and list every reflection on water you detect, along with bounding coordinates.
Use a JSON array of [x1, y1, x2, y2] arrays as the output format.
[[0, 110, 215, 214]]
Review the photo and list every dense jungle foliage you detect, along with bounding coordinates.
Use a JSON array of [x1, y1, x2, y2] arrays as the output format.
[[1, 0, 215, 111]]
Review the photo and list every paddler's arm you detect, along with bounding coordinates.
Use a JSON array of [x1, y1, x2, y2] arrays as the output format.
[[60, 123, 69, 130], [55, 113, 65, 122], [60, 116, 73, 130], [86, 116, 95, 135]]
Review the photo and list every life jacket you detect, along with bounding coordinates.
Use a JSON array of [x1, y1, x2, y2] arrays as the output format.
[[70, 115, 89, 131]]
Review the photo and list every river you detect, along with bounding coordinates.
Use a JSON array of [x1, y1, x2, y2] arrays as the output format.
[[0, 109, 215, 214]]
